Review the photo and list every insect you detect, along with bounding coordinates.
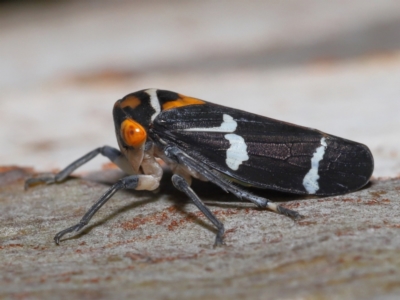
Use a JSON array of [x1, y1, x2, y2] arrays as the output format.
[[25, 89, 374, 246]]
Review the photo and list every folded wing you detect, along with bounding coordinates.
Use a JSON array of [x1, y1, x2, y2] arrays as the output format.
[[152, 103, 373, 196]]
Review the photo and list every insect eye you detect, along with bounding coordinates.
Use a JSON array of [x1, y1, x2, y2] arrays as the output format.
[[121, 119, 147, 147]]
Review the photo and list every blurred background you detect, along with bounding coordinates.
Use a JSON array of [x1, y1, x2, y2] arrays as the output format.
[[1, 0, 399, 177]]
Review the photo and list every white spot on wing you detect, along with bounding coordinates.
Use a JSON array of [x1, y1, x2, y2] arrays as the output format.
[[145, 89, 161, 121], [224, 133, 249, 170], [184, 114, 237, 132], [303, 137, 327, 194], [184, 113, 249, 171]]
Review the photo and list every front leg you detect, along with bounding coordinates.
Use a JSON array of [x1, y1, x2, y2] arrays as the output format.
[[171, 174, 225, 247], [54, 174, 159, 244], [25, 146, 131, 189]]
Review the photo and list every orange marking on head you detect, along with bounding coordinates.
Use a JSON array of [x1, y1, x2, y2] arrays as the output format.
[[121, 119, 147, 147], [120, 96, 141, 109], [162, 95, 205, 111]]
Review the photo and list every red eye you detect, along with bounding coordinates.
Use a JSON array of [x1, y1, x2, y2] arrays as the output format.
[[121, 119, 147, 147]]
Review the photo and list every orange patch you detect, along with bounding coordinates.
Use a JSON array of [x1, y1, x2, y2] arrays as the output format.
[[120, 95, 141, 109], [162, 95, 205, 111], [101, 162, 118, 170], [121, 119, 147, 147]]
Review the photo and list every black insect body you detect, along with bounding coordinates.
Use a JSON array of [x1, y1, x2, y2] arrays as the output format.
[[25, 89, 374, 246]]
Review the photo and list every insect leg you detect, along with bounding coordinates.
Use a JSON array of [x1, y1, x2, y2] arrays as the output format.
[[54, 174, 140, 244], [171, 174, 225, 247], [25, 146, 124, 189], [165, 146, 302, 220]]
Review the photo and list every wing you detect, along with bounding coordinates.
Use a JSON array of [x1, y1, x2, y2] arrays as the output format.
[[151, 102, 374, 196]]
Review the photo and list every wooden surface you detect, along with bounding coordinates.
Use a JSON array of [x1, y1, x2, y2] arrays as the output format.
[[1, 167, 400, 299]]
